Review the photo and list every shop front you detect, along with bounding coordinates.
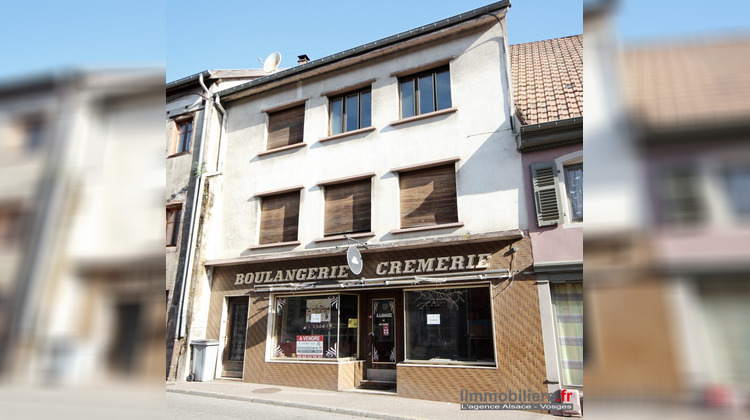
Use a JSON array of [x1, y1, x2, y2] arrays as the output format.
[[203, 232, 547, 403]]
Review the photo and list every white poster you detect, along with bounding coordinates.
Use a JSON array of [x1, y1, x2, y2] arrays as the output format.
[[427, 314, 441, 325], [306, 298, 331, 323]]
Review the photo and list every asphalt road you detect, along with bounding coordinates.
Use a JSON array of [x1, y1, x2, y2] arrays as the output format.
[[167, 392, 368, 419]]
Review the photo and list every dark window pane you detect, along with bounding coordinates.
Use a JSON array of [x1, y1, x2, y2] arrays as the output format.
[[400, 79, 415, 118], [418, 74, 435, 115], [435, 70, 452, 110], [330, 98, 343, 135], [405, 288, 493, 363], [345, 94, 359, 131], [360, 90, 371, 128], [338, 295, 359, 358]]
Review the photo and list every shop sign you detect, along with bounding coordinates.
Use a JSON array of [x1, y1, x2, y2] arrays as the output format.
[[233, 253, 493, 286], [296, 335, 323, 358]]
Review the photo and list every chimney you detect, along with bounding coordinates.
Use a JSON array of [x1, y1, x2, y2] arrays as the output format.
[[297, 54, 310, 65]]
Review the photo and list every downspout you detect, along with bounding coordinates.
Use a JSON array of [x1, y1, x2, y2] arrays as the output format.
[[213, 94, 227, 173], [176, 73, 212, 339]]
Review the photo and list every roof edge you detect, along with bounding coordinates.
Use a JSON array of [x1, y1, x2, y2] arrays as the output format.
[[218, 0, 510, 102]]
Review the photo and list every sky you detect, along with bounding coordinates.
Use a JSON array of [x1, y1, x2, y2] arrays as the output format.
[[0, 0, 165, 81], [2, 1, 749, 83], [165, 0, 582, 82]]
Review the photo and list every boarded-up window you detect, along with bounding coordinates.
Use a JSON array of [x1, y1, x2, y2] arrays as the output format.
[[166, 205, 182, 246], [259, 191, 300, 244], [267, 105, 305, 150], [399, 164, 458, 228], [324, 179, 371, 236]]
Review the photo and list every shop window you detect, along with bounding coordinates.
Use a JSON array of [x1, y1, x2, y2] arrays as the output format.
[[324, 179, 371, 236], [399, 66, 451, 118], [258, 191, 300, 245], [329, 87, 371, 135], [551, 282, 583, 387], [404, 287, 494, 364], [398, 164, 458, 228], [272, 294, 358, 359], [166, 205, 182, 247], [267, 105, 305, 150]]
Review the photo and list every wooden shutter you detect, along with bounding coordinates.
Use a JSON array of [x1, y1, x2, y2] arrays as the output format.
[[259, 192, 300, 244], [399, 164, 458, 228], [267, 105, 305, 150], [530, 163, 562, 227], [324, 179, 371, 236]]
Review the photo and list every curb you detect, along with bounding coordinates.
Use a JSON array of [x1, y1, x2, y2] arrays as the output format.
[[166, 387, 421, 420]]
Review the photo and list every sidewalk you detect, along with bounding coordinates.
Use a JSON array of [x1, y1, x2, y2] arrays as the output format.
[[166, 379, 553, 419]]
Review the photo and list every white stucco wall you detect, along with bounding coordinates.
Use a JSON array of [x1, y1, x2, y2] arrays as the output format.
[[211, 21, 523, 260]]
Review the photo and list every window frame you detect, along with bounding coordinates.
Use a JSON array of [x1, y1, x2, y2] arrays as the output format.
[[554, 151, 583, 228], [267, 292, 360, 362], [166, 204, 183, 247], [398, 65, 452, 119], [328, 87, 372, 136], [402, 284, 497, 367]]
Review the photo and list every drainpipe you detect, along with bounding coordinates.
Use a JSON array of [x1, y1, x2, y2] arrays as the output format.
[[213, 94, 227, 173], [176, 73, 212, 341]]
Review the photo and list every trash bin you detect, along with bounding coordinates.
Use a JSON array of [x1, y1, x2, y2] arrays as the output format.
[[190, 339, 220, 382]]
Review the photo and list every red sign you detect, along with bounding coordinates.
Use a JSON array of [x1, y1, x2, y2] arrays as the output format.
[[296, 335, 323, 358], [382, 324, 390, 336]]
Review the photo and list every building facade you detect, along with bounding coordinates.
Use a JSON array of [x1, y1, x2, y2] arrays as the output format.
[[511, 35, 584, 403], [175, 1, 585, 406], [166, 70, 265, 380]]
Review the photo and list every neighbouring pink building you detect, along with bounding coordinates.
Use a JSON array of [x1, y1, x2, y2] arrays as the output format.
[[510, 35, 584, 404]]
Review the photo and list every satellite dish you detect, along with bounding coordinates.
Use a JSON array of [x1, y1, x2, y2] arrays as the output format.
[[261, 52, 281, 73], [346, 245, 363, 275]]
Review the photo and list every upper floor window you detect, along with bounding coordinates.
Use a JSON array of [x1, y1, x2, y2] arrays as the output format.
[[722, 165, 750, 217], [530, 151, 583, 227], [259, 191, 301, 244], [563, 163, 583, 223], [399, 66, 451, 119], [176, 120, 193, 153], [323, 178, 372, 236], [267, 105, 305, 150], [168, 116, 194, 156], [24, 117, 45, 151], [398, 163, 458, 229], [0, 204, 25, 247], [166, 205, 182, 246], [329, 88, 371, 135]]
